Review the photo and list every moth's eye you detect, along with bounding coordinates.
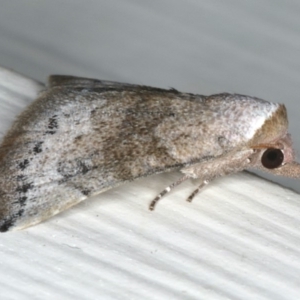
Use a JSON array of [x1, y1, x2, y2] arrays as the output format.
[[261, 148, 284, 169]]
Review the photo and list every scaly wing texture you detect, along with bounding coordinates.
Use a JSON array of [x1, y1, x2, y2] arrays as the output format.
[[0, 76, 280, 230]]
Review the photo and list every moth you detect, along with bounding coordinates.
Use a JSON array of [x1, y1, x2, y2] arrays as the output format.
[[0, 75, 299, 232]]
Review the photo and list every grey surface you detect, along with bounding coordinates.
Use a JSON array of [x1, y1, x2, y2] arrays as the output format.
[[0, 1, 300, 192]]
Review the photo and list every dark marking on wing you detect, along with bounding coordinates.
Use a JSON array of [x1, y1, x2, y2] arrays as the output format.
[[0, 218, 15, 232], [45, 115, 58, 135], [17, 196, 28, 206], [19, 159, 29, 170], [57, 159, 97, 181], [81, 188, 91, 196], [16, 182, 34, 194], [33, 142, 43, 154]]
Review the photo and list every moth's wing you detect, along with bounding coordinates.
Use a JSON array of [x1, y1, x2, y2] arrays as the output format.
[[0, 81, 282, 231], [0, 83, 185, 231]]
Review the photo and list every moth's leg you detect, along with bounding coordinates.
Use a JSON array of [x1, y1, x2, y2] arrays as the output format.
[[149, 175, 189, 210], [186, 180, 209, 202], [182, 149, 254, 203], [149, 149, 254, 210]]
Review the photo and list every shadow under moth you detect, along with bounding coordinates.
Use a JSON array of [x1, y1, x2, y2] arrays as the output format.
[[0, 75, 299, 232]]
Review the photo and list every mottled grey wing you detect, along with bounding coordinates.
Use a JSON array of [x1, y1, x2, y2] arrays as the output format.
[[0, 76, 277, 231]]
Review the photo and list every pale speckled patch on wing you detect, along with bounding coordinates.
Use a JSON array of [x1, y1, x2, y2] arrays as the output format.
[[155, 93, 281, 161]]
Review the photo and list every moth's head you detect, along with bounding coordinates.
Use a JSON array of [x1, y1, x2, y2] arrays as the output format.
[[249, 133, 300, 177], [248, 104, 300, 177]]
